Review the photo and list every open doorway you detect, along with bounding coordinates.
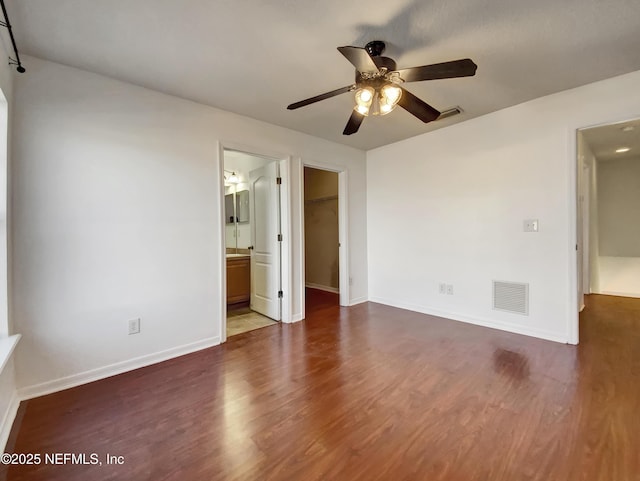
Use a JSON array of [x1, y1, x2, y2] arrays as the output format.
[[576, 117, 640, 321], [303, 166, 341, 313], [223, 149, 283, 337]]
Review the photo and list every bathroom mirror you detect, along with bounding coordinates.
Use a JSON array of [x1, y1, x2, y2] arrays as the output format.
[[225, 193, 235, 224], [236, 190, 249, 224]]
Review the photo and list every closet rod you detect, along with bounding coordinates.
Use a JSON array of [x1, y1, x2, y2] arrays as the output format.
[[0, 0, 25, 73]]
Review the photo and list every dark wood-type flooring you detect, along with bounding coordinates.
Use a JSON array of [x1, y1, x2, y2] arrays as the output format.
[[3, 292, 640, 480]]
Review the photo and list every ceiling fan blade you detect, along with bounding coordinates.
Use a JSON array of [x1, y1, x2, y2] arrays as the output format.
[[395, 58, 477, 83], [337, 46, 380, 74], [287, 85, 354, 110], [397, 88, 440, 123], [343, 110, 365, 135]]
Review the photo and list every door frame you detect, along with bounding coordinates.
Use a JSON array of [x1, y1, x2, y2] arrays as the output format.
[[299, 160, 350, 319], [581, 161, 591, 303], [218, 141, 292, 343]]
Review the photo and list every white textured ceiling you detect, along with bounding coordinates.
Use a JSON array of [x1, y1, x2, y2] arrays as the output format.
[[582, 118, 640, 162], [7, 0, 640, 150]]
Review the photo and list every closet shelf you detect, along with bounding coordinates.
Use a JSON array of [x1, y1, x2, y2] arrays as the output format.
[[305, 195, 338, 204]]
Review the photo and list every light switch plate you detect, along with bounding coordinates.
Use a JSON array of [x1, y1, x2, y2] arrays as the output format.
[[128, 318, 141, 335]]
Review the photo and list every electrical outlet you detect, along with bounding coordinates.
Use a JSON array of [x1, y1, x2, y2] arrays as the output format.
[[128, 318, 140, 335], [439, 283, 447, 294], [446, 284, 454, 295], [523, 219, 539, 232]]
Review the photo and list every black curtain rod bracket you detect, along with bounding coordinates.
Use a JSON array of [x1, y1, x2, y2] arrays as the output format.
[[0, 0, 25, 73]]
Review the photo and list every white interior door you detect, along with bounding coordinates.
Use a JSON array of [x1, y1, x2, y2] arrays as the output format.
[[249, 161, 281, 321]]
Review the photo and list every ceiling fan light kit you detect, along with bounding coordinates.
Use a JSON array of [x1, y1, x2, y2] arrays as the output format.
[[354, 86, 374, 114], [287, 40, 477, 135], [354, 83, 403, 117]]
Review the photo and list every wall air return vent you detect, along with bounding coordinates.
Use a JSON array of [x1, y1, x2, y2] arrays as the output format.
[[493, 281, 529, 315]]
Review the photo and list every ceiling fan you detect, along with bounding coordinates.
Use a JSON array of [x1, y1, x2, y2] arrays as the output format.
[[287, 41, 477, 135]]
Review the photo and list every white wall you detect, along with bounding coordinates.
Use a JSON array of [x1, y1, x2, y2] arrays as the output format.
[[598, 257, 640, 298], [367, 69, 640, 344], [597, 157, 640, 257], [11, 56, 367, 394]]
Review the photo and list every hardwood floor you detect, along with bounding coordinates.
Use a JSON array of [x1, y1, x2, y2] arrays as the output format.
[[3, 293, 639, 480]]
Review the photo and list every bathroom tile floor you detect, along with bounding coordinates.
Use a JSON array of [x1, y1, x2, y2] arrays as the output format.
[[227, 305, 277, 337]]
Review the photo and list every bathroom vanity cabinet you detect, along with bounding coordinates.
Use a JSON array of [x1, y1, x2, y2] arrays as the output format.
[[226, 255, 250, 304]]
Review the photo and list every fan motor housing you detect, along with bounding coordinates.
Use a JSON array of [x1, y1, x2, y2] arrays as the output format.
[[364, 40, 386, 57]]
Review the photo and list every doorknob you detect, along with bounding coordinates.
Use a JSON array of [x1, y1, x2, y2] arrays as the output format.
[[248, 246, 254, 250]]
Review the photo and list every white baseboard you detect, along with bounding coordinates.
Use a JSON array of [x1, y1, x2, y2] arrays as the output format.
[[369, 296, 569, 344], [597, 290, 640, 299], [18, 336, 221, 401], [290, 313, 304, 323], [349, 296, 368, 306], [0, 390, 20, 452], [305, 283, 340, 294]]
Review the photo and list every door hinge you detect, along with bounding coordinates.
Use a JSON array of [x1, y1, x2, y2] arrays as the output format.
[[276, 177, 282, 185], [277, 234, 283, 242], [278, 290, 283, 298]]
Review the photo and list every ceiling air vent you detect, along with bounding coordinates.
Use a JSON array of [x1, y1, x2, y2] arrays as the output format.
[[493, 281, 529, 315]]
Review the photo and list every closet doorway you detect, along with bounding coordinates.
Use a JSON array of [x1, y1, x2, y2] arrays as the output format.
[[303, 166, 341, 312]]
